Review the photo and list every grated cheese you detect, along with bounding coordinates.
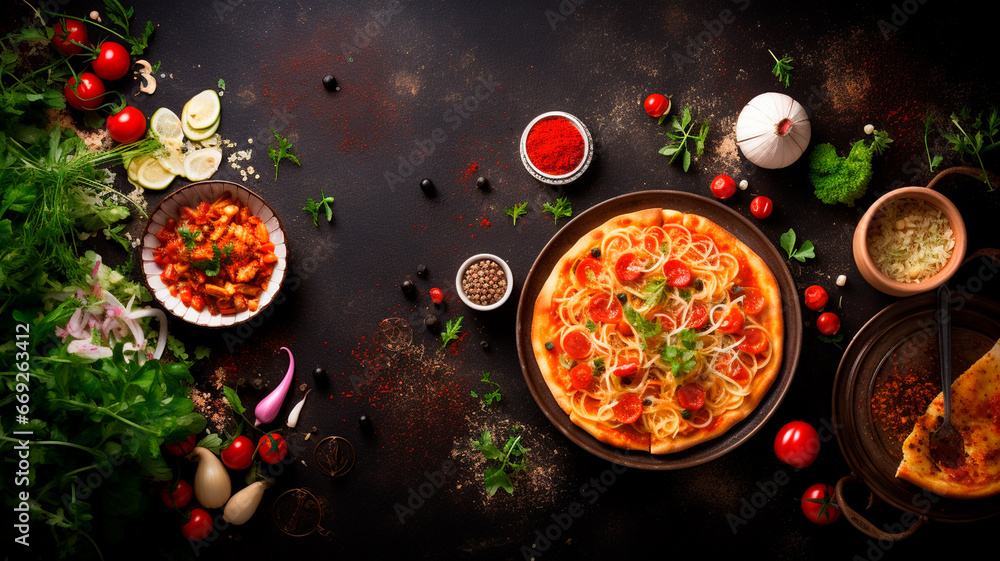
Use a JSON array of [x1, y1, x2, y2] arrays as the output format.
[[867, 198, 954, 283]]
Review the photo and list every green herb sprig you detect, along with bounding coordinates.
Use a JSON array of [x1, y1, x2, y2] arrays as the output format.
[[303, 189, 335, 227], [542, 197, 572, 224], [768, 49, 794, 87], [268, 127, 301, 180], [471, 427, 529, 496], [779, 228, 816, 263], [471, 372, 502, 405], [942, 107, 999, 190], [660, 328, 699, 377], [441, 316, 464, 349], [505, 202, 528, 225], [659, 107, 710, 172]]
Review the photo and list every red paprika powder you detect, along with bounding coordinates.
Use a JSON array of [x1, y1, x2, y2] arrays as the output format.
[[525, 116, 585, 176]]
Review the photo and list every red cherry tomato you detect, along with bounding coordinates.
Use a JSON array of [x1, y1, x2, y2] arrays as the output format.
[[750, 196, 773, 219], [736, 286, 766, 314], [677, 383, 706, 410], [106, 106, 147, 144], [257, 433, 288, 464], [611, 358, 640, 378], [804, 285, 829, 311], [716, 306, 745, 334], [685, 303, 708, 329], [569, 363, 593, 391], [614, 253, 643, 282], [92, 41, 130, 81], [710, 175, 737, 199], [662, 259, 692, 286], [801, 484, 841, 525], [65, 72, 105, 110], [587, 293, 623, 324], [737, 329, 769, 355], [429, 287, 444, 304], [816, 312, 840, 336], [575, 257, 603, 286], [181, 508, 214, 541], [643, 94, 670, 118], [774, 420, 820, 468], [51, 19, 89, 56], [562, 330, 593, 360], [160, 480, 193, 509], [612, 393, 643, 424], [220, 435, 254, 470], [163, 434, 196, 456]]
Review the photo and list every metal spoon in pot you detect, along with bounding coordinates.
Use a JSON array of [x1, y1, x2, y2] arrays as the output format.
[[929, 284, 966, 470]]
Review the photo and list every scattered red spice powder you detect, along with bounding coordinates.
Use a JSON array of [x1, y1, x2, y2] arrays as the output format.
[[479, 217, 491, 228], [462, 161, 479, 179], [525, 116, 584, 175]]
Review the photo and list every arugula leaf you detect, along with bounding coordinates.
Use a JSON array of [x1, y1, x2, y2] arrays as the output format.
[[542, 197, 572, 224], [102, 0, 155, 55], [642, 279, 667, 307], [471, 428, 528, 496], [470, 372, 502, 405], [768, 49, 794, 87], [923, 114, 943, 172], [658, 107, 710, 172], [779, 229, 816, 263], [441, 316, 463, 350], [623, 303, 662, 348], [303, 189, 335, 227], [504, 202, 528, 225], [268, 127, 301, 180]]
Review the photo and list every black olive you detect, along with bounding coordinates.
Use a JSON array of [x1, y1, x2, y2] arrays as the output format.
[[681, 409, 692, 420], [358, 414, 372, 430], [590, 247, 601, 258], [322, 75, 339, 91], [401, 279, 416, 297], [694, 278, 704, 290], [416, 264, 428, 277], [731, 285, 743, 294], [312, 367, 328, 385], [481, 340, 490, 351], [476, 176, 489, 189], [419, 178, 435, 196], [616, 293, 627, 304], [544, 341, 554, 351], [642, 398, 652, 407], [424, 315, 439, 331]]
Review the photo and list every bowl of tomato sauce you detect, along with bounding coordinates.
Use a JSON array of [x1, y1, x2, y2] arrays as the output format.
[[141, 180, 288, 327]]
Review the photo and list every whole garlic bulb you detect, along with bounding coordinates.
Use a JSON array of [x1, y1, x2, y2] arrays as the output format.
[[735, 92, 811, 169]]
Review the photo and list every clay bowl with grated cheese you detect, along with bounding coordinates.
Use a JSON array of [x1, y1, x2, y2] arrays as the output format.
[[853, 186, 966, 297]]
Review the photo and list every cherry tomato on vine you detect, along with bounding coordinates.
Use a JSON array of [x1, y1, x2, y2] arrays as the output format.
[[181, 508, 214, 541], [220, 435, 255, 470], [816, 312, 841, 336], [160, 480, 193, 509], [644, 94, 670, 118], [774, 420, 820, 468], [804, 285, 829, 311], [258, 433, 288, 464], [64, 72, 106, 110], [92, 41, 131, 81], [163, 434, 196, 456], [750, 196, 773, 218], [51, 19, 89, 56], [801, 484, 841, 525], [106, 106, 147, 144], [710, 174, 737, 199]]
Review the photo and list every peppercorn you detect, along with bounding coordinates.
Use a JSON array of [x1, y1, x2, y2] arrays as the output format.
[[322, 75, 340, 91], [416, 264, 428, 278], [420, 178, 435, 196], [401, 279, 416, 298], [359, 414, 372, 430], [481, 340, 490, 351], [590, 248, 601, 258], [545, 341, 554, 351], [312, 367, 328, 386], [476, 176, 489, 189], [424, 315, 439, 331]]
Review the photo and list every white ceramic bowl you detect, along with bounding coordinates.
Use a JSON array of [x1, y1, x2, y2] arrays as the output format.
[[455, 254, 513, 311], [519, 111, 594, 185], [140, 180, 288, 327]]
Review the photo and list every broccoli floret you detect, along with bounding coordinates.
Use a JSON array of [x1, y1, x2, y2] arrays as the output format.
[[808, 139, 874, 206]]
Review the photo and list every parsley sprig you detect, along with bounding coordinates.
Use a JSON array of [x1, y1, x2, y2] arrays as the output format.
[[942, 107, 999, 190], [779, 228, 815, 263], [471, 427, 529, 496], [768, 49, 794, 87], [268, 127, 301, 180], [660, 328, 699, 377], [542, 197, 572, 224], [470, 372, 502, 405], [303, 189, 335, 227], [505, 202, 528, 225], [441, 316, 463, 350], [659, 107, 710, 172], [623, 302, 662, 348], [190, 243, 234, 277]]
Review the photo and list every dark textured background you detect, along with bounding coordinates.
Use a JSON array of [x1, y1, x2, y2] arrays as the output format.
[[8, 0, 1000, 559]]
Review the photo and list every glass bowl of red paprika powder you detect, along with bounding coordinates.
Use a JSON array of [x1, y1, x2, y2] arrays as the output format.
[[520, 111, 593, 185]]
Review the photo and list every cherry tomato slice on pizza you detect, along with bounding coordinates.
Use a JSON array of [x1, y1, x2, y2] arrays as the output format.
[[716, 306, 745, 334], [737, 329, 768, 355], [588, 293, 623, 323], [662, 259, 692, 286], [576, 257, 603, 286], [612, 393, 643, 424], [737, 286, 766, 314], [569, 363, 593, 391], [614, 253, 644, 282], [677, 383, 706, 410], [611, 358, 640, 377], [686, 303, 709, 329], [643, 229, 666, 253], [562, 330, 593, 360]]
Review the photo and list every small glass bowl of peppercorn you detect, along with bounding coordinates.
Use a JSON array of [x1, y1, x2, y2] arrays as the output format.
[[455, 254, 513, 311], [519, 111, 593, 185]]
